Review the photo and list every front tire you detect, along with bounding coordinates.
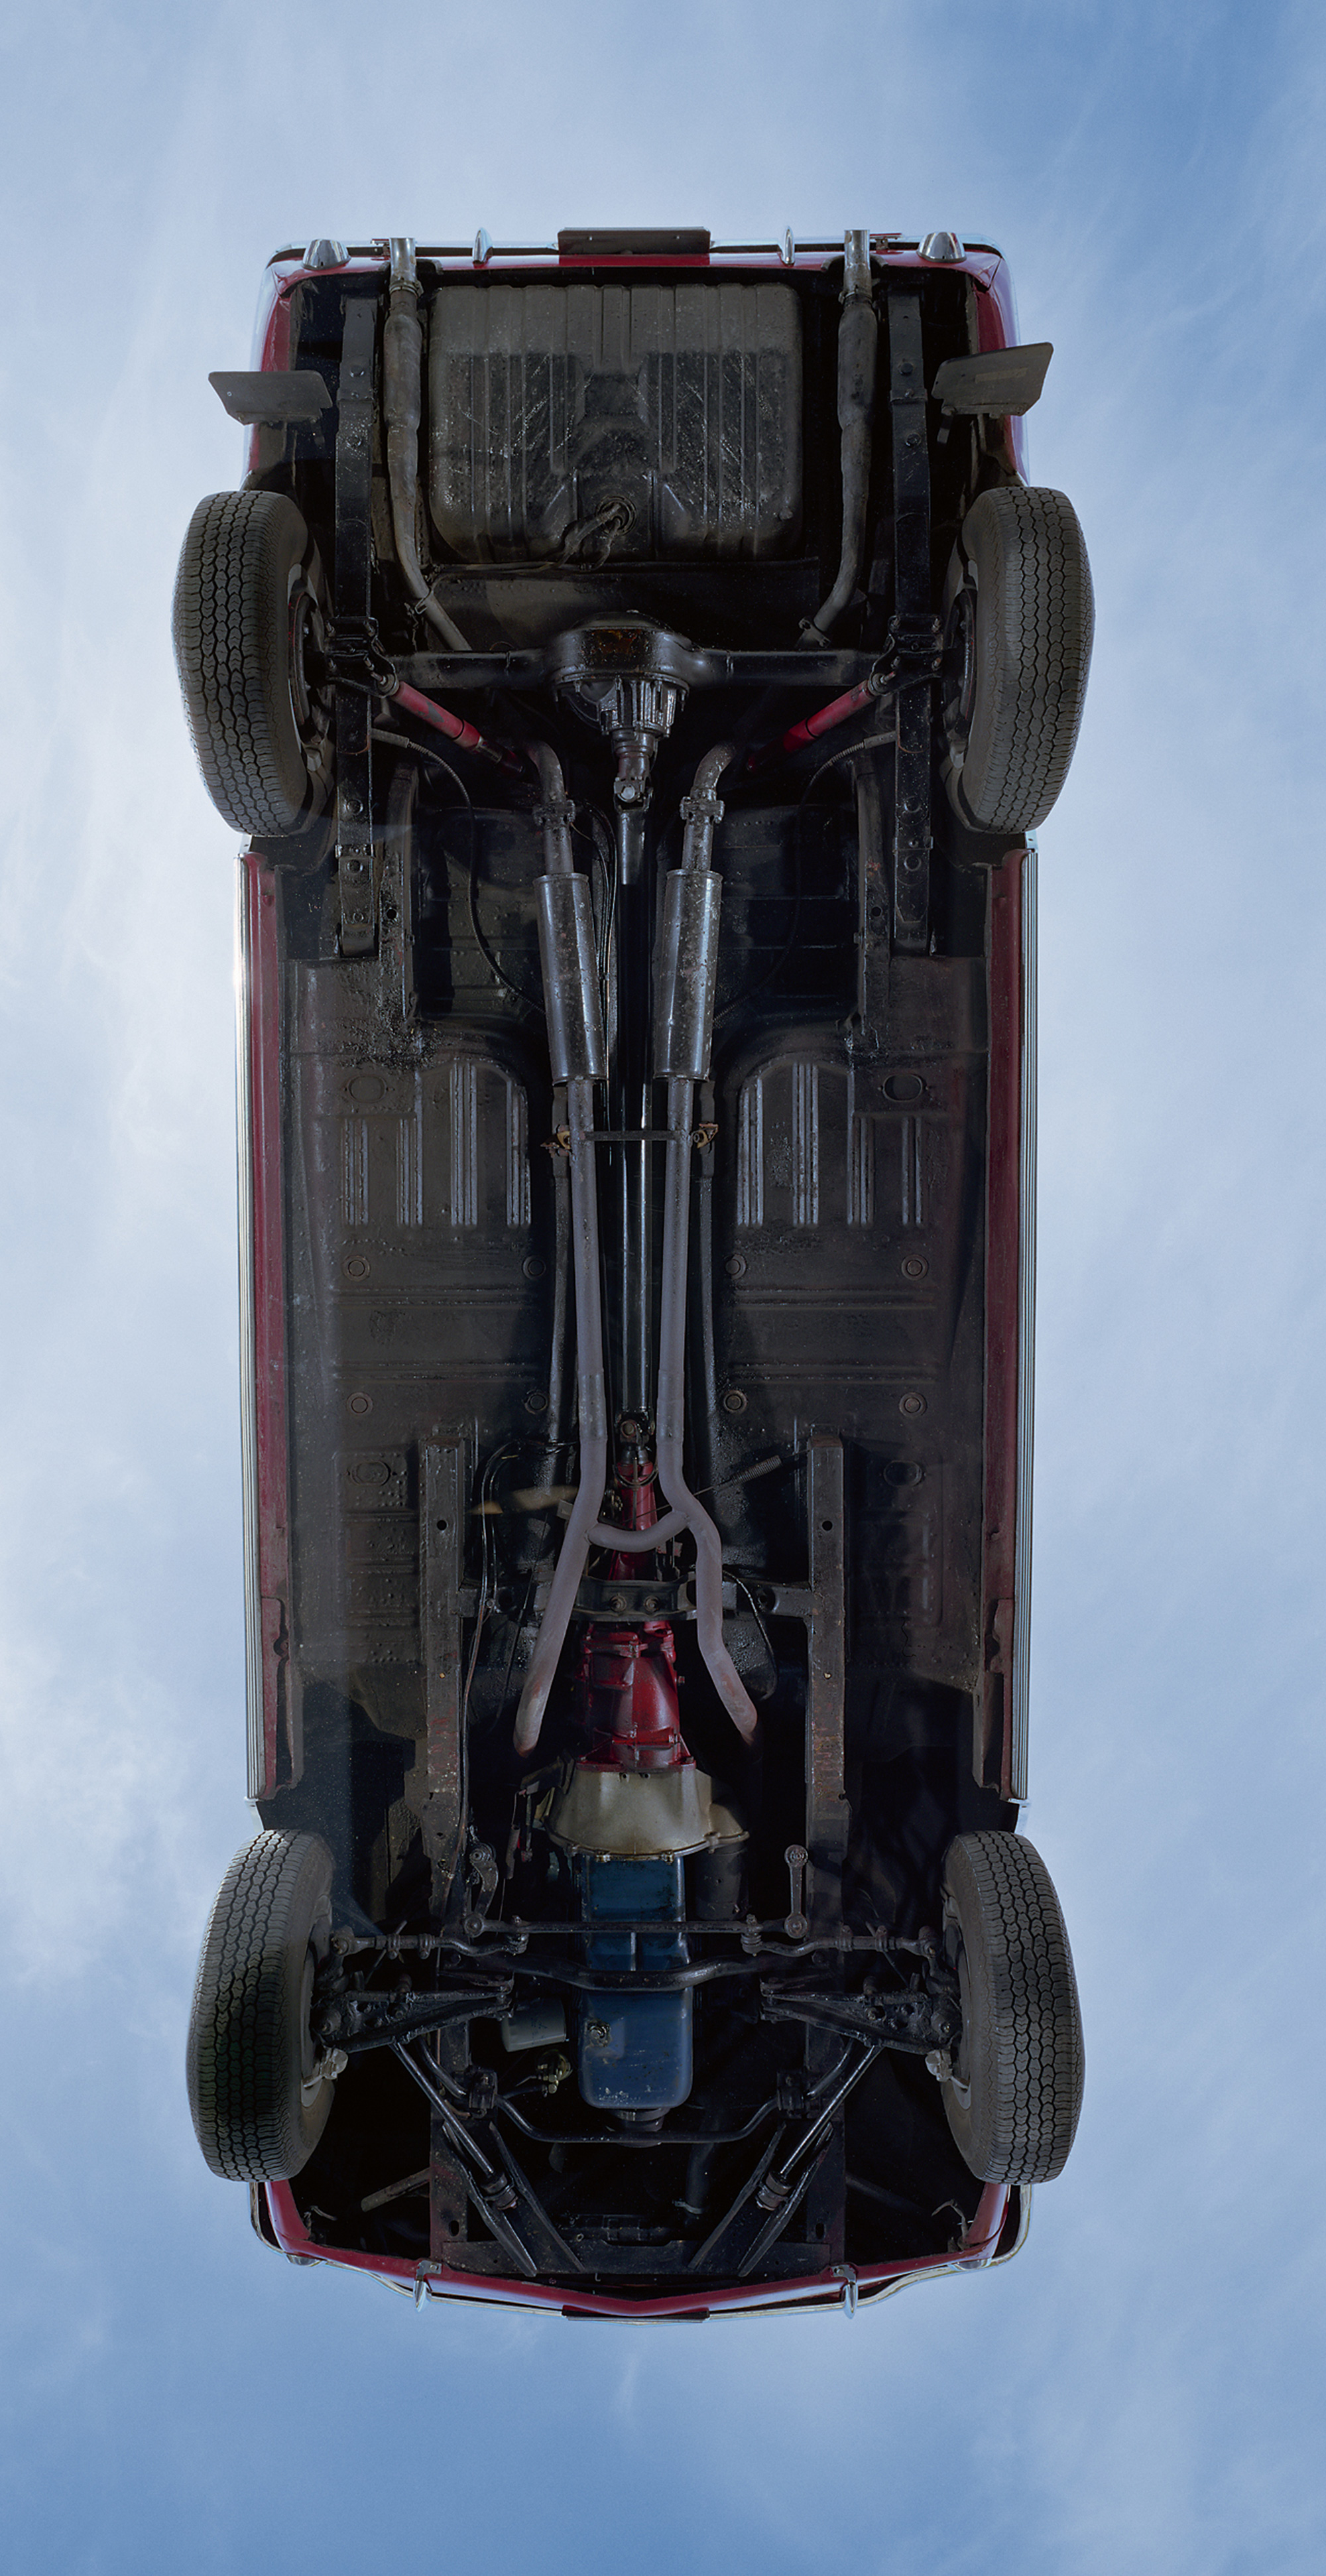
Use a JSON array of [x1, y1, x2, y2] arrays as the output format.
[[939, 1829, 1084, 2185], [942, 485, 1093, 834], [172, 489, 333, 837], [186, 1831, 339, 2183]]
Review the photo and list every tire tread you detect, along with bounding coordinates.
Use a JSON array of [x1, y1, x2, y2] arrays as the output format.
[[942, 1829, 1084, 2186], [186, 1831, 333, 2183], [172, 490, 314, 837], [957, 486, 1094, 834]]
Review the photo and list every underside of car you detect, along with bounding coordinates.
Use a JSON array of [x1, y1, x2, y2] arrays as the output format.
[[178, 226, 1089, 2317]]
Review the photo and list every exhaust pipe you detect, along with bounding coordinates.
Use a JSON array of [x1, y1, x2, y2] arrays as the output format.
[[514, 743, 757, 1755], [514, 747, 610, 1755], [577, 744, 756, 1741], [649, 745, 757, 1743]]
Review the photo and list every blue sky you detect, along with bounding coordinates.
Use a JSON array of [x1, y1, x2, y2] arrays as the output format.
[[1, 3, 1323, 2569]]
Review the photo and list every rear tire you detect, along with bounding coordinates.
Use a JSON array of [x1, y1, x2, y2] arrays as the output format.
[[943, 485, 1093, 834], [172, 490, 333, 837], [939, 1829, 1084, 2185], [186, 1831, 338, 2183]]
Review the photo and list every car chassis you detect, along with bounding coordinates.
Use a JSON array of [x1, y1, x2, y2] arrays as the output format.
[[179, 224, 1089, 2317]]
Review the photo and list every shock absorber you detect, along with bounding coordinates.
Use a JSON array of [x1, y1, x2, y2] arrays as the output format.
[[382, 237, 469, 652]]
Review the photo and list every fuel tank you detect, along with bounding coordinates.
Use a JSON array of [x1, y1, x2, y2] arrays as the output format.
[[427, 279, 802, 563]]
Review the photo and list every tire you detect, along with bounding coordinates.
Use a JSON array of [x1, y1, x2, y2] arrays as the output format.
[[939, 1830, 1084, 2185], [186, 1831, 339, 2183], [172, 489, 333, 837], [942, 486, 1093, 834]]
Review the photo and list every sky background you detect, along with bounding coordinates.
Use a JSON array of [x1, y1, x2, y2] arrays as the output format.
[[1, 2, 1323, 2568]]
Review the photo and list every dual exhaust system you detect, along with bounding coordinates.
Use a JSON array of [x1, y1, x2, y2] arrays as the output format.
[[513, 742, 757, 1757]]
